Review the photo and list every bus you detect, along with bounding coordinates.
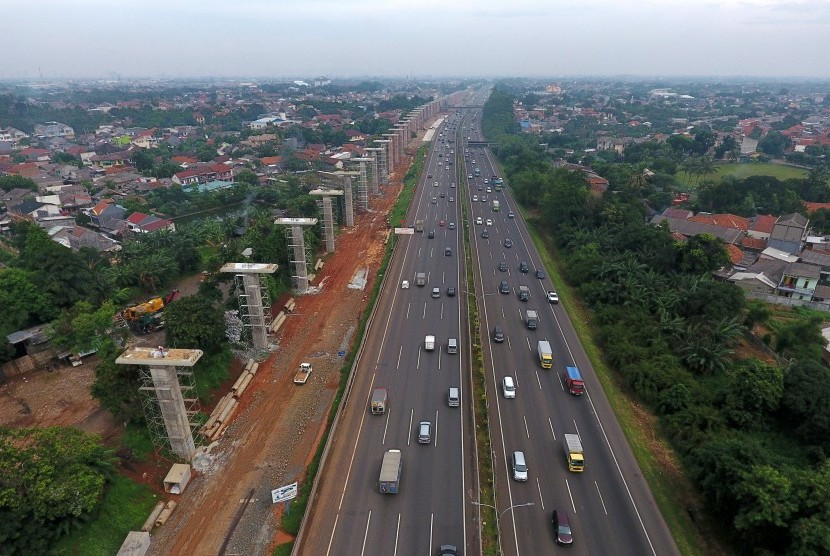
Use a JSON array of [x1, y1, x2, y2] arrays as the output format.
[[492, 200, 500, 212]]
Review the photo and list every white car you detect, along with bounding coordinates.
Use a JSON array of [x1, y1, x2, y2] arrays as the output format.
[[486, 187, 492, 193], [486, 218, 493, 226], [402, 280, 410, 289], [451, 182, 456, 188], [547, 290, 559, 304], [434, 181, 439, 187], [502, 376, 516, 398], [473, 195, 479, 202], [476, 217, 483, 225]]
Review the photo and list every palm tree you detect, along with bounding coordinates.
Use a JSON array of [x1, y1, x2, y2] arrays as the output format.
[[698, 156, 716, 183]]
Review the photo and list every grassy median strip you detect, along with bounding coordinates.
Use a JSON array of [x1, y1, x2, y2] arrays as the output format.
[[275, 146, 428, 555]]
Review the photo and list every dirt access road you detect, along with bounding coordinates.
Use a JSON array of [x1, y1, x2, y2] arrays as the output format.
[[147, 146, 422, 555]]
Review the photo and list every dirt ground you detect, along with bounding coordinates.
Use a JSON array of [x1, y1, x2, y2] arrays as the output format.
[[0, 132, 422, 555]]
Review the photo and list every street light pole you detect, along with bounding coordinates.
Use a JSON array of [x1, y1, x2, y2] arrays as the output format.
[[471, 501, 535, 549]]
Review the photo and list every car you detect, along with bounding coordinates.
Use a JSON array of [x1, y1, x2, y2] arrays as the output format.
[[512, 451, 528, 481], [477, 185, 483, 191], [446, 286, 456, 297], [535, 269, 545, 279], [486, 187, 492, 193], [434, 181, 439, 187], [483, 178, 489, 184], [476, 217, 483, 225], [503, 238, 513, 248], [418, 421, 432, 444], [432, 287, 440, 298], [502, 376, 516, 398], [519, 261, 529, 273], [472, 195, 479, 202], [468, 174, 473, 179], [508, 211, 515, 218], [444, 247, 452, 257], [437, 545, 458, 556], [431, 197, 437, 204], [552, 510, 574, 546], [401, 280, 409, 289], [486, 218, 493, 226], [440, 192, 445, 198], [499, 280, 509, 294], [448, 222, 455, 230], [428, 229, 435, 238], [439, 220, 445, 227], [547, 290, 559, 304], [448, 196, 454, 202], [450, 182, 456, 188], [498, 261, 508, 272], [481, 195, 488, 202], [427, 174, 432, 178], [445, 166, 450, 170], [481, 229, 489, 239], [472, 159, 477, 164]]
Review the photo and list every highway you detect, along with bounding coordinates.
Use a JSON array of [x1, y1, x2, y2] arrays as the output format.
[[464, 112, 680, 554], [298, 89, 679, 555], [297, 106, 479, 555]]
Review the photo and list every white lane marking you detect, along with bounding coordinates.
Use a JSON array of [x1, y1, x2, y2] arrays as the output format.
[[396, 345, 402, 370], [438, 348, 442, 371], [526, 336, 532, 351], [338, 379, 378, 510], [422, 302, 427, 320], [394, 513, 401, 556], [359, 510, 371, 556], [595, 481, 609, 515], [417, 347, 422, 370], [407, 409, 414, 446], [382, 409, 390, 445], [548, 418, 556, 440], [536, 478, 545, 510], [523, 415, 530, 439], [535, 370, 543, 390], [566, 480, 576, 513], [441, 302, 444, 321], [325, 513, 339, 556], [406, 302, 411, 319], [434, 408, 439, 447]]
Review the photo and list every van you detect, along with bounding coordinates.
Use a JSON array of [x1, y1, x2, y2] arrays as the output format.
[[447, 338, 458, 354], [552, 509, 574, 545], [418, 421, 432, 444], [499, 280, 509, 294], [512, 451, 528, 481], [502, 376, 516, 398], [493, 325, 504, 343], [448, 387, 460, 407]]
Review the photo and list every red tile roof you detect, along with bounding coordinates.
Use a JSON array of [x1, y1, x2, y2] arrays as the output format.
[[260, 156, 283, 165], [726, 244, 744, 265], [742, 237, 768, 251], [750, 214, 778, 233], [688, 213, 749, 231], [804, 201, 830, 214]]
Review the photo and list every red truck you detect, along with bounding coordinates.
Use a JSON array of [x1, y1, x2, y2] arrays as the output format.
[[565, 366, 585, 396]]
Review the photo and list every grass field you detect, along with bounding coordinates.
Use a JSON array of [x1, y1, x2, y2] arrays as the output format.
[[679, 162, 807, 187]]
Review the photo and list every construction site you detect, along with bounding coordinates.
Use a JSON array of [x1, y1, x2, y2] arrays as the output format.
[[0, 92, 466, 556]]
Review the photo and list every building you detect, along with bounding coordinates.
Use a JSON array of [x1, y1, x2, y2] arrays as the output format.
[[768, 213, 809, 255], [33, 121, 75, 140]]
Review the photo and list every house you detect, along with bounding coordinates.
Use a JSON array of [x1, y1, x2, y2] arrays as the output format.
[[777, 262, 821, 300], [33, 121, 75, 140], [87, 199, 126, 232], [89, 151, 132, 169], [19, 147, 52, 162], [125, 212, 175, 235], [651, 215, 746, 245], [596, 137, 629, 154], [688, 213, 750, 232], [728, 258, 788, 296], [747, 214, 778, 240], [768, 213, 809, 255], [2, 188, 34, 210], [10, 199, 62, 221], [0, 127, 28, 146], [172, 163, 234, 186]]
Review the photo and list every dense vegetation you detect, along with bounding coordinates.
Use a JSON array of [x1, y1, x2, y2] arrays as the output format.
[[483, 86, 830, 555]]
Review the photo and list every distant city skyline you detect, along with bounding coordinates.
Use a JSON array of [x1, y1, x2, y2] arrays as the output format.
[[5, 0, 830, 79]]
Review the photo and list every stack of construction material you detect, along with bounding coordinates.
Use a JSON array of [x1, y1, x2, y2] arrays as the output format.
[[199, 358, 260, 441], [270, 311, 287, 333]]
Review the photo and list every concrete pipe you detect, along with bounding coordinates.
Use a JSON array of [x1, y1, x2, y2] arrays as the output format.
[[154, 500, 178, 527], [141, 501, 166, 531]]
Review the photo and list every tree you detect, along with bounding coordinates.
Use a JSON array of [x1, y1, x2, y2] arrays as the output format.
[[90, 340, 144, 422], [676, 234, 730, 274], [775, 316, 827, 361], [0, 426, 114, 554], [163, 294, 226, 354], [0, 268, 56, 334], [0, 174, 38, 191], [47, 301, 118, 354], [132, 149, 156, 173], [733, 465, 798, 548], [780, 359, 830, 450], [758, 131, 792, 157], [723, 360, 784, 428]]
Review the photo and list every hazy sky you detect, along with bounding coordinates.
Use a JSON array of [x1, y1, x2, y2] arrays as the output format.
[[4, 0, 830, 79]]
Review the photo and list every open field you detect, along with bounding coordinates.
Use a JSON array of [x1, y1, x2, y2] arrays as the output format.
[[679, 162, 807, 187]]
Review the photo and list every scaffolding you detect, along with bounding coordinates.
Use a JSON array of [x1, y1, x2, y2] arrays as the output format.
[[364, 147, 384, 192], [117, 347, 204, 461], [373, 140, 390, 183], [310, 188, 344, 253], [319, 170, 357, 227], [275, 217, 318, 293], [351, 158, 372, 210], [220, 262, 278, 352]]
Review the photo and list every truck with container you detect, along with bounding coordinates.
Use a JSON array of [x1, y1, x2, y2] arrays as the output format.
[[425, 335, 435, 351], [415, 272, 426, 287], [379, 449, 402, 493], [518, 285, 530, 302], [538, 340, 553, 369], [563, 434, 585, 472], [565, 366, 585, 395], [293, 362, 312, 384], [525, 309, 538, 330], [371, 387, 388, 414]]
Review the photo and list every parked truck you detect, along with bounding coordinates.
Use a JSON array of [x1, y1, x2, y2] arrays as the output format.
[[293, 362, 312, 384], [525, 309, 538, 330], [518, 285, 530, 302], [379, 449, 402, 493], [415, 272, 426, 287], [371, 387, 388, 414], [538, 340, 553, 369], [565, 366, 585, 395], [425, 335, 435, 351], [563, 434, 585, 472]]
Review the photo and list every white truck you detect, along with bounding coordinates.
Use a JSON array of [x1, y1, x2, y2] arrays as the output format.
[[425, 335, 435, 351], [538, 340, 553, 369], [293, 362, 312, 384], [525, 309, 538, 330], [371, 387, 388, 414], [379, 449, 402, 493], [415, 272, 426, 287], [564, 434, 585, 472]]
